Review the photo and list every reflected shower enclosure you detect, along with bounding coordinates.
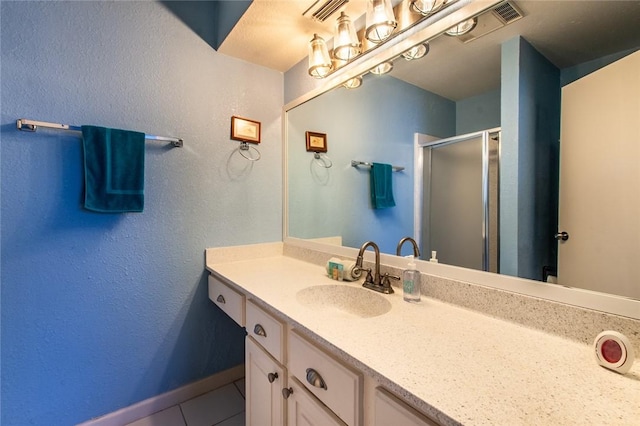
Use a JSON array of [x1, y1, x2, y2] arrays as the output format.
[[420, 129, 500, 272]]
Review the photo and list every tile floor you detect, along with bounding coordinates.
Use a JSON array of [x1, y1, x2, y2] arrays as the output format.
[[126, 378, 246, 426]]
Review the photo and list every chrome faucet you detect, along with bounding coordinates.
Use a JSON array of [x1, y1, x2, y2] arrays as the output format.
[[396, 237, 421, 259], [354, 241, 398, 294]]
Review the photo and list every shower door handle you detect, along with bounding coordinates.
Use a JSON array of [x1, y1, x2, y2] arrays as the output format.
[[555, 231, 569, 241]]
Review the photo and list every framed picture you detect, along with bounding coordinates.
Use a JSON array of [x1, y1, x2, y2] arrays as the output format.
[[231, 116, 261, 144], [305, 131, 327, 153]]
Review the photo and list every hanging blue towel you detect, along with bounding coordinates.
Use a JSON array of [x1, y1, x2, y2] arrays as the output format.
[[370, 163, 395, 209], [81, 125, 145, 213]]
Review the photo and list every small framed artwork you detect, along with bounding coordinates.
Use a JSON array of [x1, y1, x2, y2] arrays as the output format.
[[231, 116, 261, 144], [306, 131, 327, 153]]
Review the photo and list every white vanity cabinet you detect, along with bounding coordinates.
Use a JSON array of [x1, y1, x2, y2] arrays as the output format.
[[286, 376, 346, 426], [246, 336, 286, 426]]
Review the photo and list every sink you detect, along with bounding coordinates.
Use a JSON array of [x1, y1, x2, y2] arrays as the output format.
[[296, 285, 392, 319]]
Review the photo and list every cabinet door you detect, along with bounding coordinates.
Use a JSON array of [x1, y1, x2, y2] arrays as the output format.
[[374, 387, 438, 426], [246, 337, 286, 426], [287, 377, 346, 426]]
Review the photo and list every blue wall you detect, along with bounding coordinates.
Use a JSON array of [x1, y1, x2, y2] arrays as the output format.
[[288, 75, 455, 254], [1, 2, 283, 425], [456, 88, 501, 135], [500, 37, 560, 280]]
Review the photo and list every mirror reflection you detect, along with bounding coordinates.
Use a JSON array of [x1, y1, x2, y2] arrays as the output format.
[[286, 0, 640, 300]]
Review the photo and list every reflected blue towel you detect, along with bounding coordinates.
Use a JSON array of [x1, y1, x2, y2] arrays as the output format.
[[81, 125, 145, 213], [370, 163, 395, 209]]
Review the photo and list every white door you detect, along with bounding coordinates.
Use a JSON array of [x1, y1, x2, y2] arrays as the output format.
[[558, 51, 640, 299]]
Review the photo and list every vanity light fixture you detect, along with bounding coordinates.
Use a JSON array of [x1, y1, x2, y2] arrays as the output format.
[[343, 76, 363, 89], [370, 61, 393, 75], [445, 17, 477, 36], [308, 33, 333, 78], [402, 42, 430, 60], [410, 0, 445, 16], [333, 12, 361, 61], [365, 0, 397, 43]]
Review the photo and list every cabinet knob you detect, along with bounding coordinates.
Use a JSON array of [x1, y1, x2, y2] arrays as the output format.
[[216, 294, 226, 304], [306, 368, 327, 390], [267, 372, 278, 383], [253, 324, 267, 337], [282, 387, 293, 399]]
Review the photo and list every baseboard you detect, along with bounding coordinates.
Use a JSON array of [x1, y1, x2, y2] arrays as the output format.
[[77, 364, 245, 426]]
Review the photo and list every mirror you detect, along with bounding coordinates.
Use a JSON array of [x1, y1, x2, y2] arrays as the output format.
[[285, 1, 640, 310]]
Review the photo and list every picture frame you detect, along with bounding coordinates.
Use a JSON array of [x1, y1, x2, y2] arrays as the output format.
[[231, 116, 261, 144], [305, 131, 327, 153]]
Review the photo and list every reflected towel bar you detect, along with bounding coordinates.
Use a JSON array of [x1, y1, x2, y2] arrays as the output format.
[[351, 160, 404, 172], [16, 118, 183, 147]]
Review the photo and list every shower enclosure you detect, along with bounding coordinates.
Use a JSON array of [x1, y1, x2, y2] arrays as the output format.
[[415, 129, 500, 272]]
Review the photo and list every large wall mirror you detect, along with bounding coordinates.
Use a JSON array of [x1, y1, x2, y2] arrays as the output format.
[[285, 0, 640, 318]]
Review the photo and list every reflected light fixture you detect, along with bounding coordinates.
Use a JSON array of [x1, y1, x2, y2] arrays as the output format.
[[445, 17, 477, 36], [410, 0, 445, 16], [333, 12, 361, 61], [308, 34, 333, 78], [370, 61, 393, 75], [365, 0, 397, 43], [343, 76, 363, 89], [402, 42, 430, 60]]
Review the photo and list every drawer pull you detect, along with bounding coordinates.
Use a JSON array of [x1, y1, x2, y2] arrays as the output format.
[[267, 372, 278, 383], [306, 368, 327, 390], [216, 294, 226, 304], [253, 324, 267, 337], [282, 387, 293, 399]]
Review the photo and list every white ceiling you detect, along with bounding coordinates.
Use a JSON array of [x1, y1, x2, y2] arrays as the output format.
[[219, 0, 640, 100]]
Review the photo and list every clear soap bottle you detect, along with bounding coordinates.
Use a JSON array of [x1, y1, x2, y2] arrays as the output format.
[[402, 255, 421, 302]]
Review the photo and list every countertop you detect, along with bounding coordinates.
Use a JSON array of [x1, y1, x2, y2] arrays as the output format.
[[206, 253, 640, 425]]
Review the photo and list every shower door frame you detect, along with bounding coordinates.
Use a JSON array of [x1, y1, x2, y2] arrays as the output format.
[[413, 127, 501, 272]]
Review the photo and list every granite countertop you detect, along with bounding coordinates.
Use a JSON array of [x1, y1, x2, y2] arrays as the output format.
[[206, 253, 640, 426]]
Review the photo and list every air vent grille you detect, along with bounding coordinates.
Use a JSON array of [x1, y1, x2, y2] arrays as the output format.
[[303, 0, 349, 22], [492, 1, 523, 24]]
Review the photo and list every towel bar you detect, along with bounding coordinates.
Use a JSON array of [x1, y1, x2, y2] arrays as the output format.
[[16, 118, 183, 147], [351, 160, 404, 172]]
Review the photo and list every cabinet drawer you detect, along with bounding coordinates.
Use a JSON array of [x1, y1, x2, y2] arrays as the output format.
[[288, 330, 362, 426], [374, 387, 438, 426], [208, 274, 245, 327], [246, 300, 285, 363]]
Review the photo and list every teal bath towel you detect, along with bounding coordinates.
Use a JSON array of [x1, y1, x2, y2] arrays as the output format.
[[81, 125, 145, 213], [370, 163, 395, 209]]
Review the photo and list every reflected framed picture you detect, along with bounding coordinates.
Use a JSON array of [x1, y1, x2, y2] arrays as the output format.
[[305, 131, 327, 153], [231, 116, 261, 144]]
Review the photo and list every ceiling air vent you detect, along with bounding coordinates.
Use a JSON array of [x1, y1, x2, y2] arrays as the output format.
[[303, 0, 349, 22], [454, 1, 524, 44]]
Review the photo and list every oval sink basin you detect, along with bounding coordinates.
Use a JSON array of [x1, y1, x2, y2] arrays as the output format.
[[296, 285, 392, 319]]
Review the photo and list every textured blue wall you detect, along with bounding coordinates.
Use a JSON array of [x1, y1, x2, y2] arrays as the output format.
[[456, 89, 501, 135], [500, 37, 560, 280], [288, 75, 455, 254], [1, 2, 282, 425]]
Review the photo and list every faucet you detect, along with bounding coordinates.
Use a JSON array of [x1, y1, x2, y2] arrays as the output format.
[[396, 237, 421, 259], [354, 241, 398, 294]]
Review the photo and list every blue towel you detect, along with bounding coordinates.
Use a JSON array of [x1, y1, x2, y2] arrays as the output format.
[[81, 125, 145, 213], [370, 163, 395, 209]]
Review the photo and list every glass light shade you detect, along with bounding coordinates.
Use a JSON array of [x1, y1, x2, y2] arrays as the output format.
[[308, 34, 332, 78], [370, 61, 393, 75], [343, 76, 363, 89], [411, 0, 445, 16], [365, 0, 397, 43], [402, 42, 430, 60], [445, 17, 478, 36], [333, 12, 361, 61]]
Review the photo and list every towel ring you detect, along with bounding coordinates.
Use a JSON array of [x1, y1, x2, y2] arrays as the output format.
[[239, 141, 261, 161], [313, 152, 332, 168]]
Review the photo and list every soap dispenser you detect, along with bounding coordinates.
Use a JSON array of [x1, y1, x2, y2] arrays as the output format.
[[402, 255, 421, 302]]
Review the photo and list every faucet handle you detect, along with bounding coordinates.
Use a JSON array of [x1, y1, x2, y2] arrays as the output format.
[[381, 273, 400, 290]]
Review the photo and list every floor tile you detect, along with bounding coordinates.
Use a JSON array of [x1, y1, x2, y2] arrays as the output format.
[[233, 378, 245, 398], [180, 383, 245, 426], [215, 411, 245, 426], [125, 406, 186, 426]]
